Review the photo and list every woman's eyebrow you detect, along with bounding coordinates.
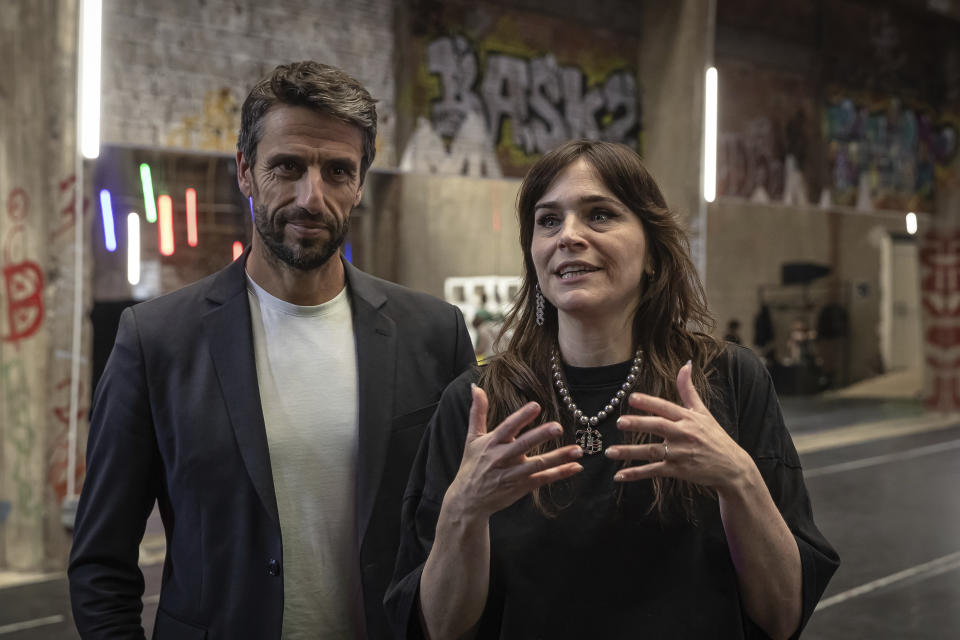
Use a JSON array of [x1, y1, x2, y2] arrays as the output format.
[[535, 195, 621, 211]]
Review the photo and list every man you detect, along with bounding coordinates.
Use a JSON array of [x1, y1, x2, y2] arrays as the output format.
[[68, 61, 474, 639]]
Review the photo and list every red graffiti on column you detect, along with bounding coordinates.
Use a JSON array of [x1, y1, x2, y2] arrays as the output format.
[[1, 261, 44, 344], [6, 188, 29, 221], [3, 189, 45, 344], [920, 229, 960, 411], [52, 377, 87, 425], [48, 377, 88, 502], [51, 174, 89, 239]]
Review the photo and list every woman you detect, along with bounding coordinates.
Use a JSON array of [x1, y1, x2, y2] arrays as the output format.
[[386, 141, 838, 639]]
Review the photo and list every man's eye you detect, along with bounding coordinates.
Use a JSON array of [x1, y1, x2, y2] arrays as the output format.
[[330, 166, 352, 180], [275, 160, 300, 174]]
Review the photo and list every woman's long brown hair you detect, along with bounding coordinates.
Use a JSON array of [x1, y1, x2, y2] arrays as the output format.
[[478, 140, 723, 521]]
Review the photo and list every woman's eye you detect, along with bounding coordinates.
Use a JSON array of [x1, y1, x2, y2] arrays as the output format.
[[537, 215, 559, 228], [591, 210, 612, 222]]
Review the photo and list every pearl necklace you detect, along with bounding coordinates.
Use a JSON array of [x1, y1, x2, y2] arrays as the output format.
[[550, 347, 642, 455]]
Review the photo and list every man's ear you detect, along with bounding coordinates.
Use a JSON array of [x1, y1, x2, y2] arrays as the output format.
[[353, 184, 364, 207], [237, 151, 252, 198]]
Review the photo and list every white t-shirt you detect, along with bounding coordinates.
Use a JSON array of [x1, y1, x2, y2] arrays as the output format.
[[247, 275, 363, 639]]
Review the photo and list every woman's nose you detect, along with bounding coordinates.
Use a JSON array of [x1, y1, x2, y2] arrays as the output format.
[[558, 215, 587, 248]]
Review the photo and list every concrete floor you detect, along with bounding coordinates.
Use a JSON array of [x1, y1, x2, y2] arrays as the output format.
[[1, 397, 958, 639]]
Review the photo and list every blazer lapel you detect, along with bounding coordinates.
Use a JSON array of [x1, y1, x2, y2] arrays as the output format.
[[203, 252, 279, 524], [346, 263, 397, 545]]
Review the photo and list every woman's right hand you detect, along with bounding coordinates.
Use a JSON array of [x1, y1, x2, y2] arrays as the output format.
[[443, 384, 584, 523]]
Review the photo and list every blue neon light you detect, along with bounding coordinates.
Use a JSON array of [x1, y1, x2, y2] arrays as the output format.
[[99, 189, 117, 252]]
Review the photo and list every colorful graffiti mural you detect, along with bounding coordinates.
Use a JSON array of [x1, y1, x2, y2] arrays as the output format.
[[824, 95, 958, 211], [404, 8, 641, 177]]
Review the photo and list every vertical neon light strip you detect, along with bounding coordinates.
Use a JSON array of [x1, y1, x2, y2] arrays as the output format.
[[127, 212, 141, 285], [140, 163, 157, 222], [79, 0, 102, 159], [232, 241, 244, 261], [185, 188, 198, 247], [248, 196, 254, 221], [158, 195, 175, 256], [703, 67, 718, 203], [98, 189, 117, 251]]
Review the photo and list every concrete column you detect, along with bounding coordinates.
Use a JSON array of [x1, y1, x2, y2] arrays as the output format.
[[639, 0, 715, 277], [919, 38, 960, 413], [920, 163, 960, 412], [0, 0, 91, 571]]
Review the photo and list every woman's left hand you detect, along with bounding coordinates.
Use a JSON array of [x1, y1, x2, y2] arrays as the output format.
[[605, 361, 753, 494]]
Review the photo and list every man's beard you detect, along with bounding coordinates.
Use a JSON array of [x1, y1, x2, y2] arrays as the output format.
[[252, 203, 349, 271]]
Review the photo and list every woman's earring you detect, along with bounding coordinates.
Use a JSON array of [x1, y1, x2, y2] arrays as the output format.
[[535, 284, 545, 327]]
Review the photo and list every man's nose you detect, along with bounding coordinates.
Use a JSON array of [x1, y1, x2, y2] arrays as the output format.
[[295, 168, 325, 213]]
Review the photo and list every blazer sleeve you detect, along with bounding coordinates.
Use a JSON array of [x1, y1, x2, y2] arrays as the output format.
[[68, 307, 160, 639], [384, 371, 476, 639]]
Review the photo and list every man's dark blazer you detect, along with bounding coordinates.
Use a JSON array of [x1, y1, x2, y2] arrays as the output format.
[[68, 252, 475, 639]]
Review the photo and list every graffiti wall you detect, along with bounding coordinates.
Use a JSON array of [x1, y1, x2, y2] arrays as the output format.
[[716, 0, 960, 213], [400, 3, 641, 177], [717, 59, 818, 203], [0, 180, 92, 573], [824, 93, 958, 212], [0, 0, 91, 571], [1, 187, 46, 569]]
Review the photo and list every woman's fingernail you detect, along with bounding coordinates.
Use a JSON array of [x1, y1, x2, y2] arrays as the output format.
[[550, 424, 563, 436], [605, 447, 618, 458], [614, 472, 625, 482], [572, 447, 583, 458], [686, 359, 692, 367]]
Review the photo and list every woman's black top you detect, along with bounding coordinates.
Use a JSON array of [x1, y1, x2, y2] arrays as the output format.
[[385, 344, 839, 639]]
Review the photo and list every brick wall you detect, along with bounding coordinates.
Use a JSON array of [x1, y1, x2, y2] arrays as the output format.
[[101, 0, 397, 167]]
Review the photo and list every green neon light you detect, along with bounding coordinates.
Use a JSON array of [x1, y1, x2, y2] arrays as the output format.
[[139, 163, 157, 223]]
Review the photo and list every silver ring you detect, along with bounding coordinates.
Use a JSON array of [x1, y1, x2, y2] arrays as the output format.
[[663, 443, 670, 461]]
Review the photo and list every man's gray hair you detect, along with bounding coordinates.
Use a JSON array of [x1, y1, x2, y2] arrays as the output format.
[[237, 61, 378, 182]]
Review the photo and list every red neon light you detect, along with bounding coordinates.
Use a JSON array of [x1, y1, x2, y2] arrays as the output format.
[[158, 195, 175, 256], [185, 188, 198, 247], [232, 241, 243, 261]]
